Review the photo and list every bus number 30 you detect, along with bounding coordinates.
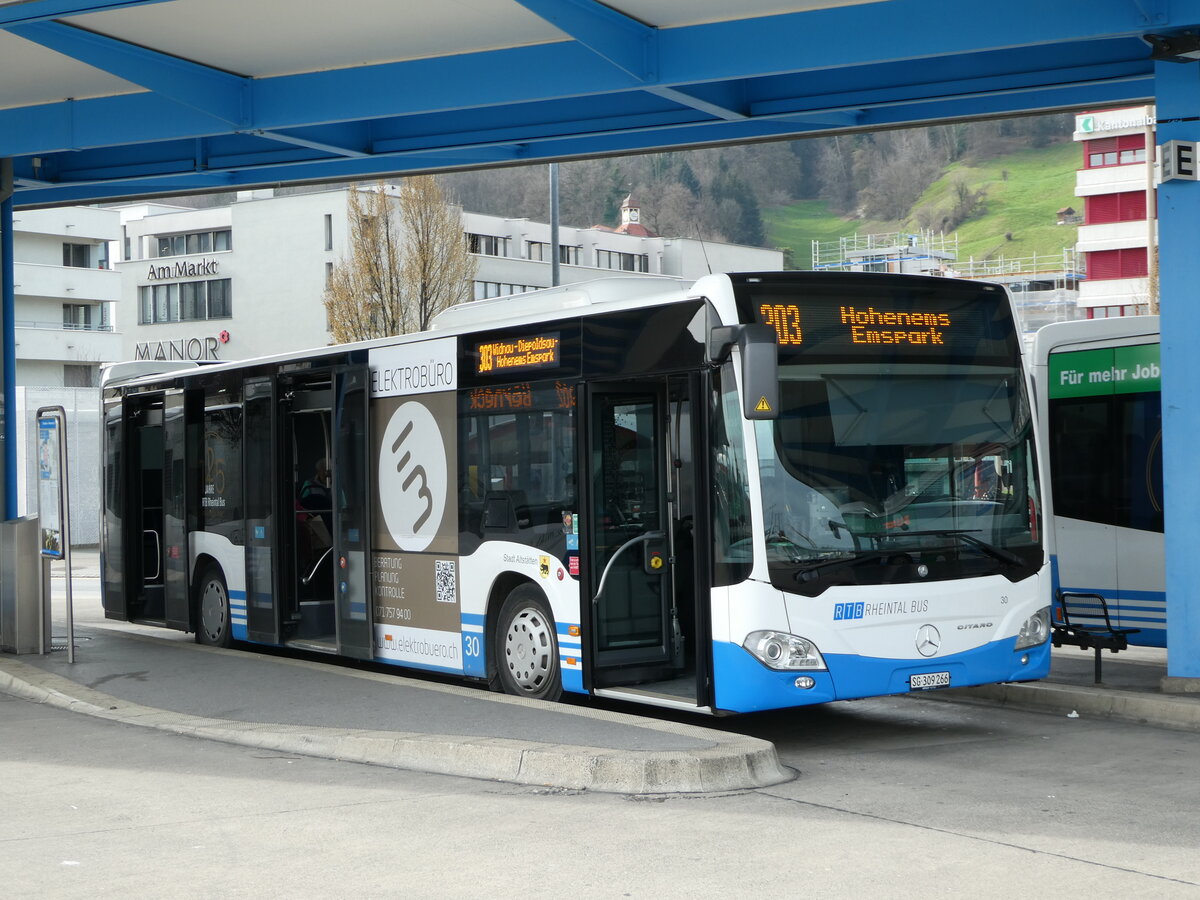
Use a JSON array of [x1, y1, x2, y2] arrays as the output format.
[[463, 635, 482, 657]]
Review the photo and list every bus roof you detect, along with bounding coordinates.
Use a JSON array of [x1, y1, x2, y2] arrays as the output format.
[[1032, 316, 1159, 368], [428, 276, 691, 331], [103, 274, 714, 392]]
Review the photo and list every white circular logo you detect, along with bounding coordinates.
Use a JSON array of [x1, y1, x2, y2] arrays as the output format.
[[378, 401, 447, 551]]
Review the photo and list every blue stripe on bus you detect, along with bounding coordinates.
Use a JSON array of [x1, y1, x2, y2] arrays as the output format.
[[461, 613, 485, 627], [561, 667, 585, 694], [1059, 586, 1166, 604], [712, 635, 1051, 714]]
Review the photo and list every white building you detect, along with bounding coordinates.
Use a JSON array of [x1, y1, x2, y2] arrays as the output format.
[[113, 187, 782, 363], [11, 205, 121, 385], [8, 206, 121, 543], [1072, 105, 1158, 316]]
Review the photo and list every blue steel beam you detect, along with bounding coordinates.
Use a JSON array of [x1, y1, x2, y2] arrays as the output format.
[[1154, 59, 1200, 684], [510, 0, 657, 81], [10, 67, 1152, 210], [0, 0, 175, 26], [6, 20, 248, 126], [2, 0, 1188, 158], [0, 33, 1153, 162], [252, 128, 372, 159]]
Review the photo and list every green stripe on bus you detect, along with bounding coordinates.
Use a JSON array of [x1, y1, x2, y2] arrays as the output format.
[[1048, 343, 1159, 398]]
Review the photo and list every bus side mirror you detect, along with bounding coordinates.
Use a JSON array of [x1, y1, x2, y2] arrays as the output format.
[[709, 324, 779, 420]]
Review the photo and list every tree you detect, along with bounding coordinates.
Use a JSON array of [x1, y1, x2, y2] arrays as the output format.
[[323, 178, 475, 342]]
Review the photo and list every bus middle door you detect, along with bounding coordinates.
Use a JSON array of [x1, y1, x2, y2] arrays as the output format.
[[331, 365, 373, 660], [587, 382, 675, 684]]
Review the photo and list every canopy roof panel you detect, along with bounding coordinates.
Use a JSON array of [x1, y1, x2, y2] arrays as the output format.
[[0, 0, 1192, 207]]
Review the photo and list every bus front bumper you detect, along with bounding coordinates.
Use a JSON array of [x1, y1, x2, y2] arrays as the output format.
[[711, 636, 1051, 713]]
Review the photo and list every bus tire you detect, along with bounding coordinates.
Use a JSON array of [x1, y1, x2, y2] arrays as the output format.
[[195, 564, 233, 648], [494, 586, 562, 701]]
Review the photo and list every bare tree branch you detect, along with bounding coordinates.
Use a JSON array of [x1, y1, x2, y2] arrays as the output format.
[[323, 178, 476, 342]]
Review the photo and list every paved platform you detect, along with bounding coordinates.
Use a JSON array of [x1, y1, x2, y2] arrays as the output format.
[[931, 644, 1200, 732], [0, 623, 788, 795], [4, 552, 1199, 794]]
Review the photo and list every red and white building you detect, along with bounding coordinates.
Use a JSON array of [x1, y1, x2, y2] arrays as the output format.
[[1073, 106, 1157, 317]]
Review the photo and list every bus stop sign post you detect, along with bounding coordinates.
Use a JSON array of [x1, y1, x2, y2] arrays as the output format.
[[37, 406, 74, 663]]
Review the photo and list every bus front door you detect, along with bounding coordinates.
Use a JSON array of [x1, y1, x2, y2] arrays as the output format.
[[588, 383, 677, 683]]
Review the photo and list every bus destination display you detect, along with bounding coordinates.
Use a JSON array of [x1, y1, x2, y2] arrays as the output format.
[[748, 289, 1012, 360], [475, 333, 560, 375], [759, 303, 953, 348]]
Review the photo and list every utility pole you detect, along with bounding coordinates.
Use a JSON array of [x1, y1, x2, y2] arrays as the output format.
[[549, 163, 560, 287]]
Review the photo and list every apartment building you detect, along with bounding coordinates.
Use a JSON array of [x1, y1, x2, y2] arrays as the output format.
[[1073, 105, 1157, 317], [114, 187, 782, 364]]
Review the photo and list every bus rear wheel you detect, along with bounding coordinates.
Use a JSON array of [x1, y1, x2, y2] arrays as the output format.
[[195, 564, 233, 648], [495, 586, 562, 701]]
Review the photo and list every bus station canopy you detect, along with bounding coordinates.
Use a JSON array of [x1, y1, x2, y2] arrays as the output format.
[[0, 0, 1190, 208]]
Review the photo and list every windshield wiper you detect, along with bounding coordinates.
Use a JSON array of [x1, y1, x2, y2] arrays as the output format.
[[792, 549, 915, 581], [883, 529, 1025, 566]]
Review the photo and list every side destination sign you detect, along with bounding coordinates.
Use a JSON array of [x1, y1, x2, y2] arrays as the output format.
[[1048, 343, 1160, 399], [475, 333, 560, 375]]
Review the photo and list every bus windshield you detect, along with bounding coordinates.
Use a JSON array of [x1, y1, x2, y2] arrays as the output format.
[[756, 361, 1042, 594]]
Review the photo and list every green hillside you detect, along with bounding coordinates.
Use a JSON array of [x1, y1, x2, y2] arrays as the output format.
[[765, 141, 1081, 270]]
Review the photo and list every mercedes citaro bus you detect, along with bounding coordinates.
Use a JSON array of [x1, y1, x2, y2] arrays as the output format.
[[101, 271, 1050, 714]]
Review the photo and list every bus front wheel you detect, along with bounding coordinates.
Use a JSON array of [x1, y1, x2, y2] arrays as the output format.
[[195, 564, 233, 648], [494, 586, 562, 701]]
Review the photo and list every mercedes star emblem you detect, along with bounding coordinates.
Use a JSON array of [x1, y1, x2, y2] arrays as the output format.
[[916, 624, 941, 657]]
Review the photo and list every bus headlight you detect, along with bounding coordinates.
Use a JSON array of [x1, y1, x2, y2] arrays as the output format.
[[743, 631, 827, 670], [1014, 607, 1050, 650]]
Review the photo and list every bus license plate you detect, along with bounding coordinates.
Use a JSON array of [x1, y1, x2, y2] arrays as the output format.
[[910, 671, 951, 690]]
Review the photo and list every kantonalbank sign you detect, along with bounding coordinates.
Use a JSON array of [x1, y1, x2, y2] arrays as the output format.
[[1075, 107, 1156, 137]]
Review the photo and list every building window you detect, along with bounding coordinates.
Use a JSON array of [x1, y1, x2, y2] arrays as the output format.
[[62, 243, 90, 268], [1085, 248, 1148, 280], [63, 365, 95, 388], [156, 229, 231, 258], [1085, 191, 1147, 224], [1087, 306, 1133, 319], [466, 233, 510, 257], [138, 279, 233, 323], [527, 241, 581, 264], [63, 304, 93, 329], [1085, 135, 1146, 169], [324, 214, 333, 251], [473, 281, 538, 300], [595, 249, 649, 272]]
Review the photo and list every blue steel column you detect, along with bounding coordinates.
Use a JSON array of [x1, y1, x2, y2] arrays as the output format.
[[1, 159, 14, 521], [1155, 62, 1200, 689]]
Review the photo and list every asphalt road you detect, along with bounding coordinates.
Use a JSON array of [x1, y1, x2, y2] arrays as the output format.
[[5, 679, 1197, 898]]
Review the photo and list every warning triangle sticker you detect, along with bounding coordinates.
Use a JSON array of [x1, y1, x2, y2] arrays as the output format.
[[755, 396, 773, 412]]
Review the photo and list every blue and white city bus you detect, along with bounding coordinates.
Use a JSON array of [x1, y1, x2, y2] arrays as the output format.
[[1032, 316, 1163, 646], [101, 271, 1050, 714]]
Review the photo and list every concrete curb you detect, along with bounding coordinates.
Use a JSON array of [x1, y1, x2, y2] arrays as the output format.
[[0, 654, 790, 794], [927, 681, 1200, 731]]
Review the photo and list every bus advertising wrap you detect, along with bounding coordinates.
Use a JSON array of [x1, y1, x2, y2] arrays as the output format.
[[368, 339, 463, 672]]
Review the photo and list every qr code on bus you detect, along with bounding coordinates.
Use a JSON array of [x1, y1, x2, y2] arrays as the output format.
[[435, 559, 456, 604]]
